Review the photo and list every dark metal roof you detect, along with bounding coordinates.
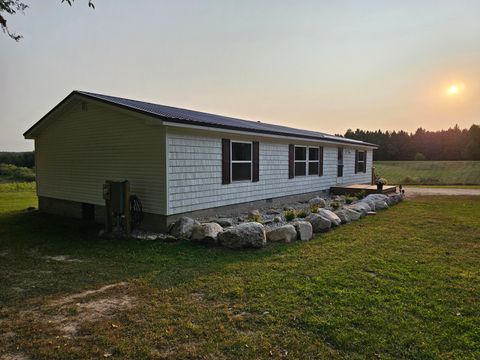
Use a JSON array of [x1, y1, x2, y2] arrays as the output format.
[[25, 90, 377, 147]]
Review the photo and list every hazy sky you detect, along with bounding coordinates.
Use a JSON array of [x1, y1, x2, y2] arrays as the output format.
[[1, 0, 479, 151]]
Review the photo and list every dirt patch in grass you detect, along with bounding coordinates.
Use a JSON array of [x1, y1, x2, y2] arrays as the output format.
[[42, 255, 83, 263], [48, 282, 128, 307], [0, 353, 30, 360], [19, 282, 135, 337]]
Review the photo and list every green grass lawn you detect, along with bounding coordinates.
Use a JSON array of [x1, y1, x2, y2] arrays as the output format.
[[404, 185, 480, 190], [374, 160, 480, 185], [0, 189, 479, 359]]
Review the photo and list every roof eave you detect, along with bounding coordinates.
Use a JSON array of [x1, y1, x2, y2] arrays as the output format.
[[24, 90, 378, 149]]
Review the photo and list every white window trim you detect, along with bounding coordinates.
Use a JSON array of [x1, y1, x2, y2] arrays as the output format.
[[231, 140, 253, 182], [295, 145, 320, 177]]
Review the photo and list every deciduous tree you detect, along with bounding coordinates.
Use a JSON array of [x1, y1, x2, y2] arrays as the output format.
[[0, 0, 94, 41]]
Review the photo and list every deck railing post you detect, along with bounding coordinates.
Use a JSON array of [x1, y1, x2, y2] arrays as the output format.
[[371, 166, 375, 185]]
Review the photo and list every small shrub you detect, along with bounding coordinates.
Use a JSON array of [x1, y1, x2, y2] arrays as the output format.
[[330, 201, 340, 211], [402, 176, 416, 184], [284, 209, 296, 221], [297, 209, 308, 218], [309, 204, 319, 213], [355, 190, 366, 199], [247, 213, 262, 223], [345, 195, 357, 205]]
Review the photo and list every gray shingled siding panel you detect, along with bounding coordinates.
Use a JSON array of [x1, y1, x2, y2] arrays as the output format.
[[167, 131, 372, 215]]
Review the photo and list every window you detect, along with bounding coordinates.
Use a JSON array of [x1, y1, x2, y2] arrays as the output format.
[[294, 146, 307, 176], [295, 146, 321, 176], [308, 147, 319, 175], [231, 141, 252, 181], [337, 147, 344, 177], [358, 151, 366, 173]]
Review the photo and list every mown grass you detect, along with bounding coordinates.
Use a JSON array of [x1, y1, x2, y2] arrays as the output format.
[[404, 184, 480, 190], [374, 160, 480, 185], [0, 183, 36, 212], [0, 190, 479, 359]]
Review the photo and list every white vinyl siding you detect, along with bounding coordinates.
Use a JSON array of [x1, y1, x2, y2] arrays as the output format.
[[35, 99, 167, 214], [167, 128, 372, 214]]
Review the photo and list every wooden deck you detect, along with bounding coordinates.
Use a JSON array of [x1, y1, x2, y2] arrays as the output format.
[[330, 184, 397, 196]]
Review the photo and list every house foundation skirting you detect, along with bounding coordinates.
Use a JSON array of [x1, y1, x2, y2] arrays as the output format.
[[38, 189, 329, 233]]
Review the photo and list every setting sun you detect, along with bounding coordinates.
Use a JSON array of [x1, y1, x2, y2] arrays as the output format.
[[446, 83, 465, 96]]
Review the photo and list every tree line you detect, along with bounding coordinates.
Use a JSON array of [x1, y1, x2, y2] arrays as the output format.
[[343, 124, 480, 161], [0, 151, 35, 168], [1, 124, 479, 166]]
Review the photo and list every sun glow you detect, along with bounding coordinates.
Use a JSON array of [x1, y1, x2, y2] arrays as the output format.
[[446, 83, 465, 96]]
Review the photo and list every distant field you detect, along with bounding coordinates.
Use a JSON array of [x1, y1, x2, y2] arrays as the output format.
[[374, 161, 480, 185]]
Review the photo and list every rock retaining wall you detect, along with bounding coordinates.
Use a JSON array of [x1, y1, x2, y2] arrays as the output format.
[[132, 192, 404, 249]]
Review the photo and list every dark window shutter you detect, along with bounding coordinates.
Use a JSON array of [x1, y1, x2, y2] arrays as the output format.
[[355, 150, 359, 174], [288, 144, 294, 179], [252, 141, 259, 182], [222, 139, 231, 184], [363, 151, 367, 173], [319, 146, 324, 176]]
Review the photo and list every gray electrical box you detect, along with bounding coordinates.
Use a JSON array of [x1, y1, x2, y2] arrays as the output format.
[[103, 180, 132, 237], [110, 181, 127, 213]]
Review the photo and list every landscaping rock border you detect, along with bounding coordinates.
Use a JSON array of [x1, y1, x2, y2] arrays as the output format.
[[133, 192, 404, 249]]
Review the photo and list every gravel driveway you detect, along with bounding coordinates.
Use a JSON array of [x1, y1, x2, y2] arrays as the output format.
[[404, 187, 480, 197]]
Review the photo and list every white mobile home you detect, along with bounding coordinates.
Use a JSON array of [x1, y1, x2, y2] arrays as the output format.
[[24, 91, 377, 230]]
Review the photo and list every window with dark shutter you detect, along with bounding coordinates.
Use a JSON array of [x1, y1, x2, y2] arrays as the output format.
[[252, 141, 259, 182], [222, 139, 231, 184], [288, 144, 294, 179]]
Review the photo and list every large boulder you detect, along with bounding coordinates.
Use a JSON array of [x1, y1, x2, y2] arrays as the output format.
[[318, 208, 342, 227], [364, 194, 389, 210], [293, 221, 313, 240], [374, 200, 389, 210], [215, 218, 235, 227], [169, 217, 200, 239], [306, 213, 331, 233], [334, 209, 351, 224], [388, 193, 403, 205], [191, 223, 224, 245], [344, 208, 362, 221], [218, 222, 266, 249], [365, 193, 391, 205], [348, 202, 371, 216], [361, 198, 376, 211], [308, 196, 326, 208], [266, 224, 297, 243]]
